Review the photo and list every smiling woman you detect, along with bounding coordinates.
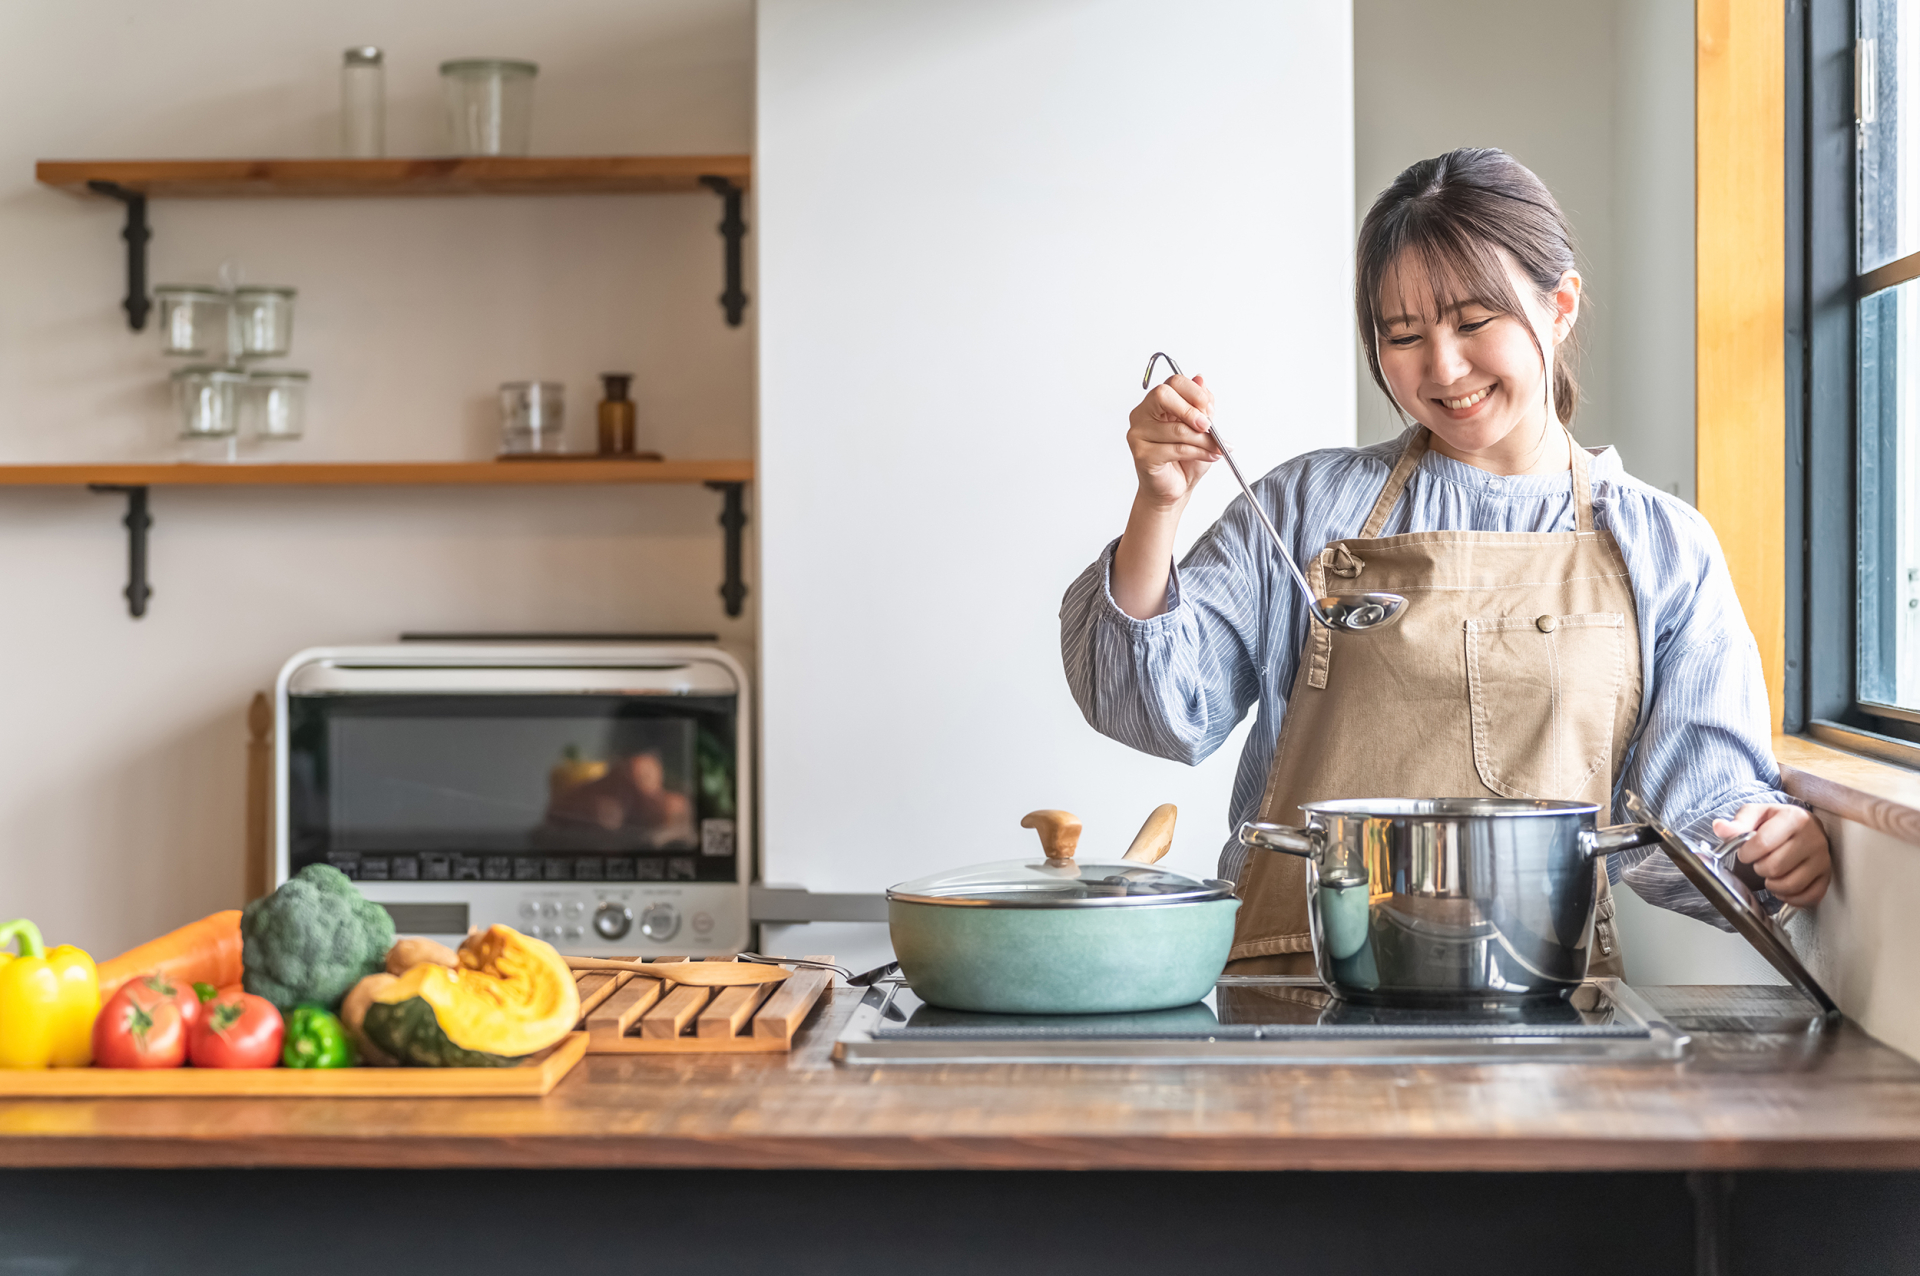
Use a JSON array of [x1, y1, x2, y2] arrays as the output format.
[[1065, 147, 1832, 984]]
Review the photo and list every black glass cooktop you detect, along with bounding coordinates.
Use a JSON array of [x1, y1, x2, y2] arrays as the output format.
[[833, 977, 1691, 1064]]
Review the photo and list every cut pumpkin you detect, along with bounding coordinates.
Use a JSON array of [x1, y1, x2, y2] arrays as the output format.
[[361, 925, 579, 1067]]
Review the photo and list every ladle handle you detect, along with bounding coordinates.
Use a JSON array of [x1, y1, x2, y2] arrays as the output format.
[[1141, 352, 1335, 630], [1021, 809, 1082, 866], [1122, 803, 1178, 864]]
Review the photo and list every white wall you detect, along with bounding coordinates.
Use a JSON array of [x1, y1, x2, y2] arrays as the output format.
[[756, 0, 1355, 913], [1353, 0, 1695, 504], [0, 0, 754, 957]]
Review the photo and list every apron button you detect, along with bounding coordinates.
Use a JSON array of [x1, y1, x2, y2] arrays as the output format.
[[1536, 614, 1558, 633]]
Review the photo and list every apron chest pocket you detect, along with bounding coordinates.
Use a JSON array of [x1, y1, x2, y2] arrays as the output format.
[[1464, 612, 1627, 801]]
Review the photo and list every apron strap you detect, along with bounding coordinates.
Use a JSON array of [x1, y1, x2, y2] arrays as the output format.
[[1360, 428, 1597, 536], [1570, 433, 1595, 533], [1357, 428, 1430, 539]]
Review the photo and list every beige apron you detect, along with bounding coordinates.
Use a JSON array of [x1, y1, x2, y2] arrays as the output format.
[[1227, 428, 1640, 978]]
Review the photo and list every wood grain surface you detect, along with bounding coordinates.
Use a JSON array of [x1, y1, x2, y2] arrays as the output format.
[[0, 1034, 586, 1099], [4, 987, 1920, 1171], [1775, 734, 1920, 846], [1695, 0, 1787, 727], [35, 155, 751, 198], [0, 460, 752, 487]]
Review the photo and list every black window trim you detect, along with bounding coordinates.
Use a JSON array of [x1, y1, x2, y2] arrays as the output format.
[[1786, 0, 1920, 763]]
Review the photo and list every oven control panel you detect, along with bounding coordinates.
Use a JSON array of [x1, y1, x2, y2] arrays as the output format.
[[359, 881, 746, 957]]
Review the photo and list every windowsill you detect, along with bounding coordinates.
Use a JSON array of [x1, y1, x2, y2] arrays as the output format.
[[1774, 734, 1920, 846]]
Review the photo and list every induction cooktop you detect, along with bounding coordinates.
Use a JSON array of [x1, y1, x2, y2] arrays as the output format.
[[832, 976, 1691, 1064]]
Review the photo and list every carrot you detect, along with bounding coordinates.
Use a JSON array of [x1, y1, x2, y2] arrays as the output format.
[[95, 910, 244, 1000]]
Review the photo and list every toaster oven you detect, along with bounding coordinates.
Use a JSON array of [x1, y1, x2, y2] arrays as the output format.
[[274, 644, 751, 956]]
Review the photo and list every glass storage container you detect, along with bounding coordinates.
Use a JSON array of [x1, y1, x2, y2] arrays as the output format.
[[242, 369, 309, 440], [441, 59, 537, 156], [170, 366, 246, 437], [231, 286, 296, 359], [154, 286, 229, 357], [499, 381, 565, 454], [341, 46, 386, 158]]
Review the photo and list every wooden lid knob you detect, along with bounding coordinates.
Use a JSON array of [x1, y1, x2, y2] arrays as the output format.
[[1020, 809, 1082, 866]]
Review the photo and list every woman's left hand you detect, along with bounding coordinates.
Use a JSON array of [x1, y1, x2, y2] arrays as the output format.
[[1712, 804, 1831, 908]]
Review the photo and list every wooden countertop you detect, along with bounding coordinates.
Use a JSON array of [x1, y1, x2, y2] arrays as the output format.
[[5, 985, 1919, 1173]]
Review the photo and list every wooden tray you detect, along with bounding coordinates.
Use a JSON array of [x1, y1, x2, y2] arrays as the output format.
[[0, 1034, 587, 1098], [575, 957, 834, 1054]]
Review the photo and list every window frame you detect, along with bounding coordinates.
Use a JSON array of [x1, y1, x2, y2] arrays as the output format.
[[1787, 0, 1920, 758]]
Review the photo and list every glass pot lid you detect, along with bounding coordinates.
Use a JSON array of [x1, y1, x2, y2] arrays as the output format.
[[886, 807, 1234, 908]]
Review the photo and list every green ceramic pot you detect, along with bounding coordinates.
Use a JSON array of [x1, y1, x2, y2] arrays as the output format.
[[888, 895, 1241, 1014]]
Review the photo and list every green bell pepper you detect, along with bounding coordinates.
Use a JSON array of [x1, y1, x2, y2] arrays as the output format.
[[281, 1004, 356, 1069]]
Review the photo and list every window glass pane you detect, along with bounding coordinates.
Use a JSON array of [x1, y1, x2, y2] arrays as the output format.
[[1858, 0, 1920, 271], [1858, 282, 1920, 711]]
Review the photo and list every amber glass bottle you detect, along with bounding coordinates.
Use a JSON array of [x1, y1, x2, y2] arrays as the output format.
[[597, 373, 636, 455]]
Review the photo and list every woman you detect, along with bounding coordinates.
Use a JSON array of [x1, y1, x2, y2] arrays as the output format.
[[1061, 148, 1828, 975]]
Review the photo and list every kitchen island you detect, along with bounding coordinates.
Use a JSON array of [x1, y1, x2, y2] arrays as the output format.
[[3, 985, 1918, 1274]]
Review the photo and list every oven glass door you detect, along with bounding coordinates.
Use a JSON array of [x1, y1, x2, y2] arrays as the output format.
[[287, 693, 737, 885]]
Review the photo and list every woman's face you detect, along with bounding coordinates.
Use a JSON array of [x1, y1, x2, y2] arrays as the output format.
[[1374, 248, 1580, 469]]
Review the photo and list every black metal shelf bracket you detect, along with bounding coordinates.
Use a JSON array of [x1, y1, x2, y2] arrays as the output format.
[[85, 181, 151, 331], [88, 484, 152, 618], [706, 481, 748, 617], [698, 175, 749, 326]]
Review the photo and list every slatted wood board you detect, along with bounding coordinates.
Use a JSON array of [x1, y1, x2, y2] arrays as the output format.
[[0, 1033, 587, 1097], [575, 956, 835, 1054]]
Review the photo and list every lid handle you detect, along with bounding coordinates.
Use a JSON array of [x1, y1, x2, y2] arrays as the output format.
[[1122, 803, 1178, 864], [1020, 809, 1082, 866]]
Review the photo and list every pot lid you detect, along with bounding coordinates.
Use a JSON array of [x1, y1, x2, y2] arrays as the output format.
[[886, 806, 1236, 908], [1622, 791, 1840, 1022]]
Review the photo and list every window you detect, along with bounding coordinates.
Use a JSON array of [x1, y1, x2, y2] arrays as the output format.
[[1788, 0, 1920, 753], [1856, 0, 1920, 718]]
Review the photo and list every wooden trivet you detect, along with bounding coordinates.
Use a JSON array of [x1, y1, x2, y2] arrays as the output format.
[[573, 956, 835, 1054]]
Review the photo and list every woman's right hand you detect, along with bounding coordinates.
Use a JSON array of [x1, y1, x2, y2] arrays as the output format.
[[1128, 373, 1223, 509]]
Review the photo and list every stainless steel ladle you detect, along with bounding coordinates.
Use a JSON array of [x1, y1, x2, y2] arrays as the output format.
[[1141, 352, 1408, 632]]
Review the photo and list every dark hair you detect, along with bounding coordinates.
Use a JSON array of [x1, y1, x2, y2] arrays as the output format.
[[1355, 148, 1580, 426]]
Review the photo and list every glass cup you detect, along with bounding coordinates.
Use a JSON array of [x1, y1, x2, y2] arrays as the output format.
[[170, 366, 246, 437], [499, 381, 565, 454], [441, 59, 537, 156], [242, 370, 309, 440], [231, 286, 296, 359], [154, 286, 229, 357]]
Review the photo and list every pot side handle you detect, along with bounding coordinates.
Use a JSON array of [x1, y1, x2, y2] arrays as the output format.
[[1239, 821, 1315, 858], [1586, 823, 1665, 857]]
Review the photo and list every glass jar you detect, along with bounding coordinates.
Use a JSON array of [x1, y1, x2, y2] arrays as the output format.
[[231, 286, 296, 358], [242, 370, 309, 440], [341, 47, 385, 158], [154, 286, 228, 357], [441, 59, 537, 156], [170, 366, 246, 437], [499, 381, 565, 454]]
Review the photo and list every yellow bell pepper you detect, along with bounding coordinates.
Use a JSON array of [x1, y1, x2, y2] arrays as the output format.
[[0, 919, 99, 1068]]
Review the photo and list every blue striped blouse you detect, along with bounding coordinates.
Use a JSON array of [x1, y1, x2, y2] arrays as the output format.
[[1059, 429, 1789, 928]]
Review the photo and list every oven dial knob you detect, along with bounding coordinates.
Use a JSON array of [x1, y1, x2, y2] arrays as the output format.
[[593, 903, 633, 941], [564, 925, 583, 942], [519, 899, 539, 919], [639, 903, 680, 942]]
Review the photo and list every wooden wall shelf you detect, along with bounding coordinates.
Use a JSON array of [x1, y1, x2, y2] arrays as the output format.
[[20, 461, 754, 621], [0, 459, 752, 487], [36, 154, 752, 328], [34, 155, 751, 199]]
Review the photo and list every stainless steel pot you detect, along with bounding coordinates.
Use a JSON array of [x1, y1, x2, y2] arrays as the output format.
[[1240, 798, 1663, 1004]]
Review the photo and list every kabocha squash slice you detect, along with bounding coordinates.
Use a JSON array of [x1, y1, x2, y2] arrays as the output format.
[[362, 926, 580, 1067]]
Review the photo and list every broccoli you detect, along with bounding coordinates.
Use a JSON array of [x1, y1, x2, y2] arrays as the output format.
[[241, 864, 395, 1012]]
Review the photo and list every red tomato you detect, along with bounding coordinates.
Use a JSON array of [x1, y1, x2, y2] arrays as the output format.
[[132, 973, 201, 1030], [188, 993, 283, 1069], [92, 980, 188, 1068]]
